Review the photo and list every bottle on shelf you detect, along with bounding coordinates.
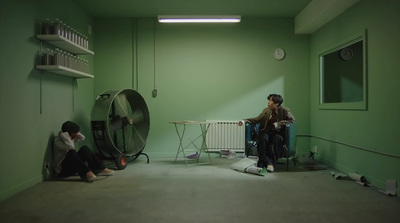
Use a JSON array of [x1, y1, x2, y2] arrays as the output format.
[[84, 59, 89, 73], [68, 53, 73, 69], [42, 18, 52, 35], [73, 55, 78, 70], [70, 28, 75, 43], [78, 32, 84, 48], [63, 51, 69, 68], [42, 48, 53, 65], [58, 49, 65, 67], [83, 35, 89, 49], [52, 18, 64, 36], [62, 22, 68, 39], [53, 48, 60, 65], [38, 18, 93, 77], [76, 32, 81, 46], [67, 26, 72, 42]]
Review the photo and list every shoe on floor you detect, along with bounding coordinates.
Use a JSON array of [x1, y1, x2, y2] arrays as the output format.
[[97, 168, 115, 176], [86, 171, 97, 181], [266, 165, 274, 172], [187, 152, 199, 159], [259, 167, 267, 176]]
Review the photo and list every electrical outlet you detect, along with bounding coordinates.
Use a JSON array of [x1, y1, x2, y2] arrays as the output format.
[[314, 145, 318, 154]]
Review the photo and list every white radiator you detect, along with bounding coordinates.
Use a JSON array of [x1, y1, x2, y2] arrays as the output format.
[[205, 120, 246, 152]]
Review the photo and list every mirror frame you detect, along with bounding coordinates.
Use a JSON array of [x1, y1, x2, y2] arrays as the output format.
[[319, 30, 368, 110]]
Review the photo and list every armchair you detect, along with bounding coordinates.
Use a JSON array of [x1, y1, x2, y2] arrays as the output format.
[[245, 122, 297, 171]]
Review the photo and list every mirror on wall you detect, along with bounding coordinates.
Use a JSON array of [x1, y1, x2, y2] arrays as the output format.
[[319, 31, 367, 110]]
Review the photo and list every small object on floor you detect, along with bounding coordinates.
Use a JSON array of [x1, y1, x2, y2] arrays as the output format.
[[231, 157, 265, 176], [266, 165, 274, 172], [98, 168, 115, 176], [356, 181, 371, 187], [227, 150, 236, 159], [379, 180, 397, 196], [220, 149, 236, 159], [297, 152, 316, 165], [186, 152, 199, 159], [219, 149, 230, 158], [331, 171, 348, 180], [348, 172, 366, 183]]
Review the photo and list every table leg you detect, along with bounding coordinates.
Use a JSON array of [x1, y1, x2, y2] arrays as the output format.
[[174, 123, 187, 163], [172, 122, 211, 166], [196, 123, 210, 163]]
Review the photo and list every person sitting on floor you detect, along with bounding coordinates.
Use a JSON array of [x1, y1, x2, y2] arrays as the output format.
[[52, 121, 114, 182]]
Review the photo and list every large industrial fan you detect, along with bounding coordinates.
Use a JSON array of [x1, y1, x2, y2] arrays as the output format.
[[91, 89, 150, 169]]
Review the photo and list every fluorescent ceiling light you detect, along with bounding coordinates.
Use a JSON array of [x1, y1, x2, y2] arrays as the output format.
[[158, 15, 241, 23]]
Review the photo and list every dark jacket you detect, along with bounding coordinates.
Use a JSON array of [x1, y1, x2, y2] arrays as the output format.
[[246, 106, 295, 134]]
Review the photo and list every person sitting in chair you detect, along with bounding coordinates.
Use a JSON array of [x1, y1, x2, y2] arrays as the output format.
[[244, 94, 295, 172], [52, 121, 115, 182]]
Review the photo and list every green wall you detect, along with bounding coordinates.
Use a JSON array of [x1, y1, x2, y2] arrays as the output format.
[[2, 0, 399, 202], [309, 0, 400, 192], [94, 18, 310, 158], [0, 0, 95, 200]]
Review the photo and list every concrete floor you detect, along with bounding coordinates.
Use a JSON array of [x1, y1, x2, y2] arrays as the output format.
[[0, 154, 399, 223]]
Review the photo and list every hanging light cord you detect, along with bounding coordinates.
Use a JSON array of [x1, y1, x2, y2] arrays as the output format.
[[153, 18, 156, 91]]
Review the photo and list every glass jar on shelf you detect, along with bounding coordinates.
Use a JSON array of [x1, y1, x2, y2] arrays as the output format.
[[42, 18, 52, 35], [42, 48, 53, 65], [52, 18, 64, 36]]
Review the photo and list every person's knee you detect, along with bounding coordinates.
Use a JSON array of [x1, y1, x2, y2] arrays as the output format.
[[68, 149, 78, 155], [79, 145, 91, 151], [77, 145, 94, 157], [272, 135, 283, 143]]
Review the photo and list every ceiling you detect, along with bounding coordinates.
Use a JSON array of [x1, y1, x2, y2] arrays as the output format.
[[72, 0, 312, 18]]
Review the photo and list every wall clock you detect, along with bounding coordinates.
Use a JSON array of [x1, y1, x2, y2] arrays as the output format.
[[340, 47, 353, 61], [273, 48, 285, 60]]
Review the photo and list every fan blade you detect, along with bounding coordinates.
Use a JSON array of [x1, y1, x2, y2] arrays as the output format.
[[92, 89, 150, 157], [109, 116, 124, 132], [123, 125, 134, 153], [114, 94, 132, 119], [131, 110, 145, 124], [123, 124, 148, 154], [132, 125, 146, 145], [125, 129, 141, 154], [111, 122, 133, 153]]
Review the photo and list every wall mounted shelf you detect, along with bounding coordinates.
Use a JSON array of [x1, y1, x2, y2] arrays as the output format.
[[36, 34, 94, 55], [36, 65, 94, 78], [36, 22, 95, 114]]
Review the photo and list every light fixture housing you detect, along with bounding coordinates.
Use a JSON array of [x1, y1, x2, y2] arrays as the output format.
[[158, 15, 241, 23]]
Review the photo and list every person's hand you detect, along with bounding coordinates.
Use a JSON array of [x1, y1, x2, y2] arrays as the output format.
[[238, 120, 247, 126], [60, 131, 74, 147], [74, 132, 85, 141]]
